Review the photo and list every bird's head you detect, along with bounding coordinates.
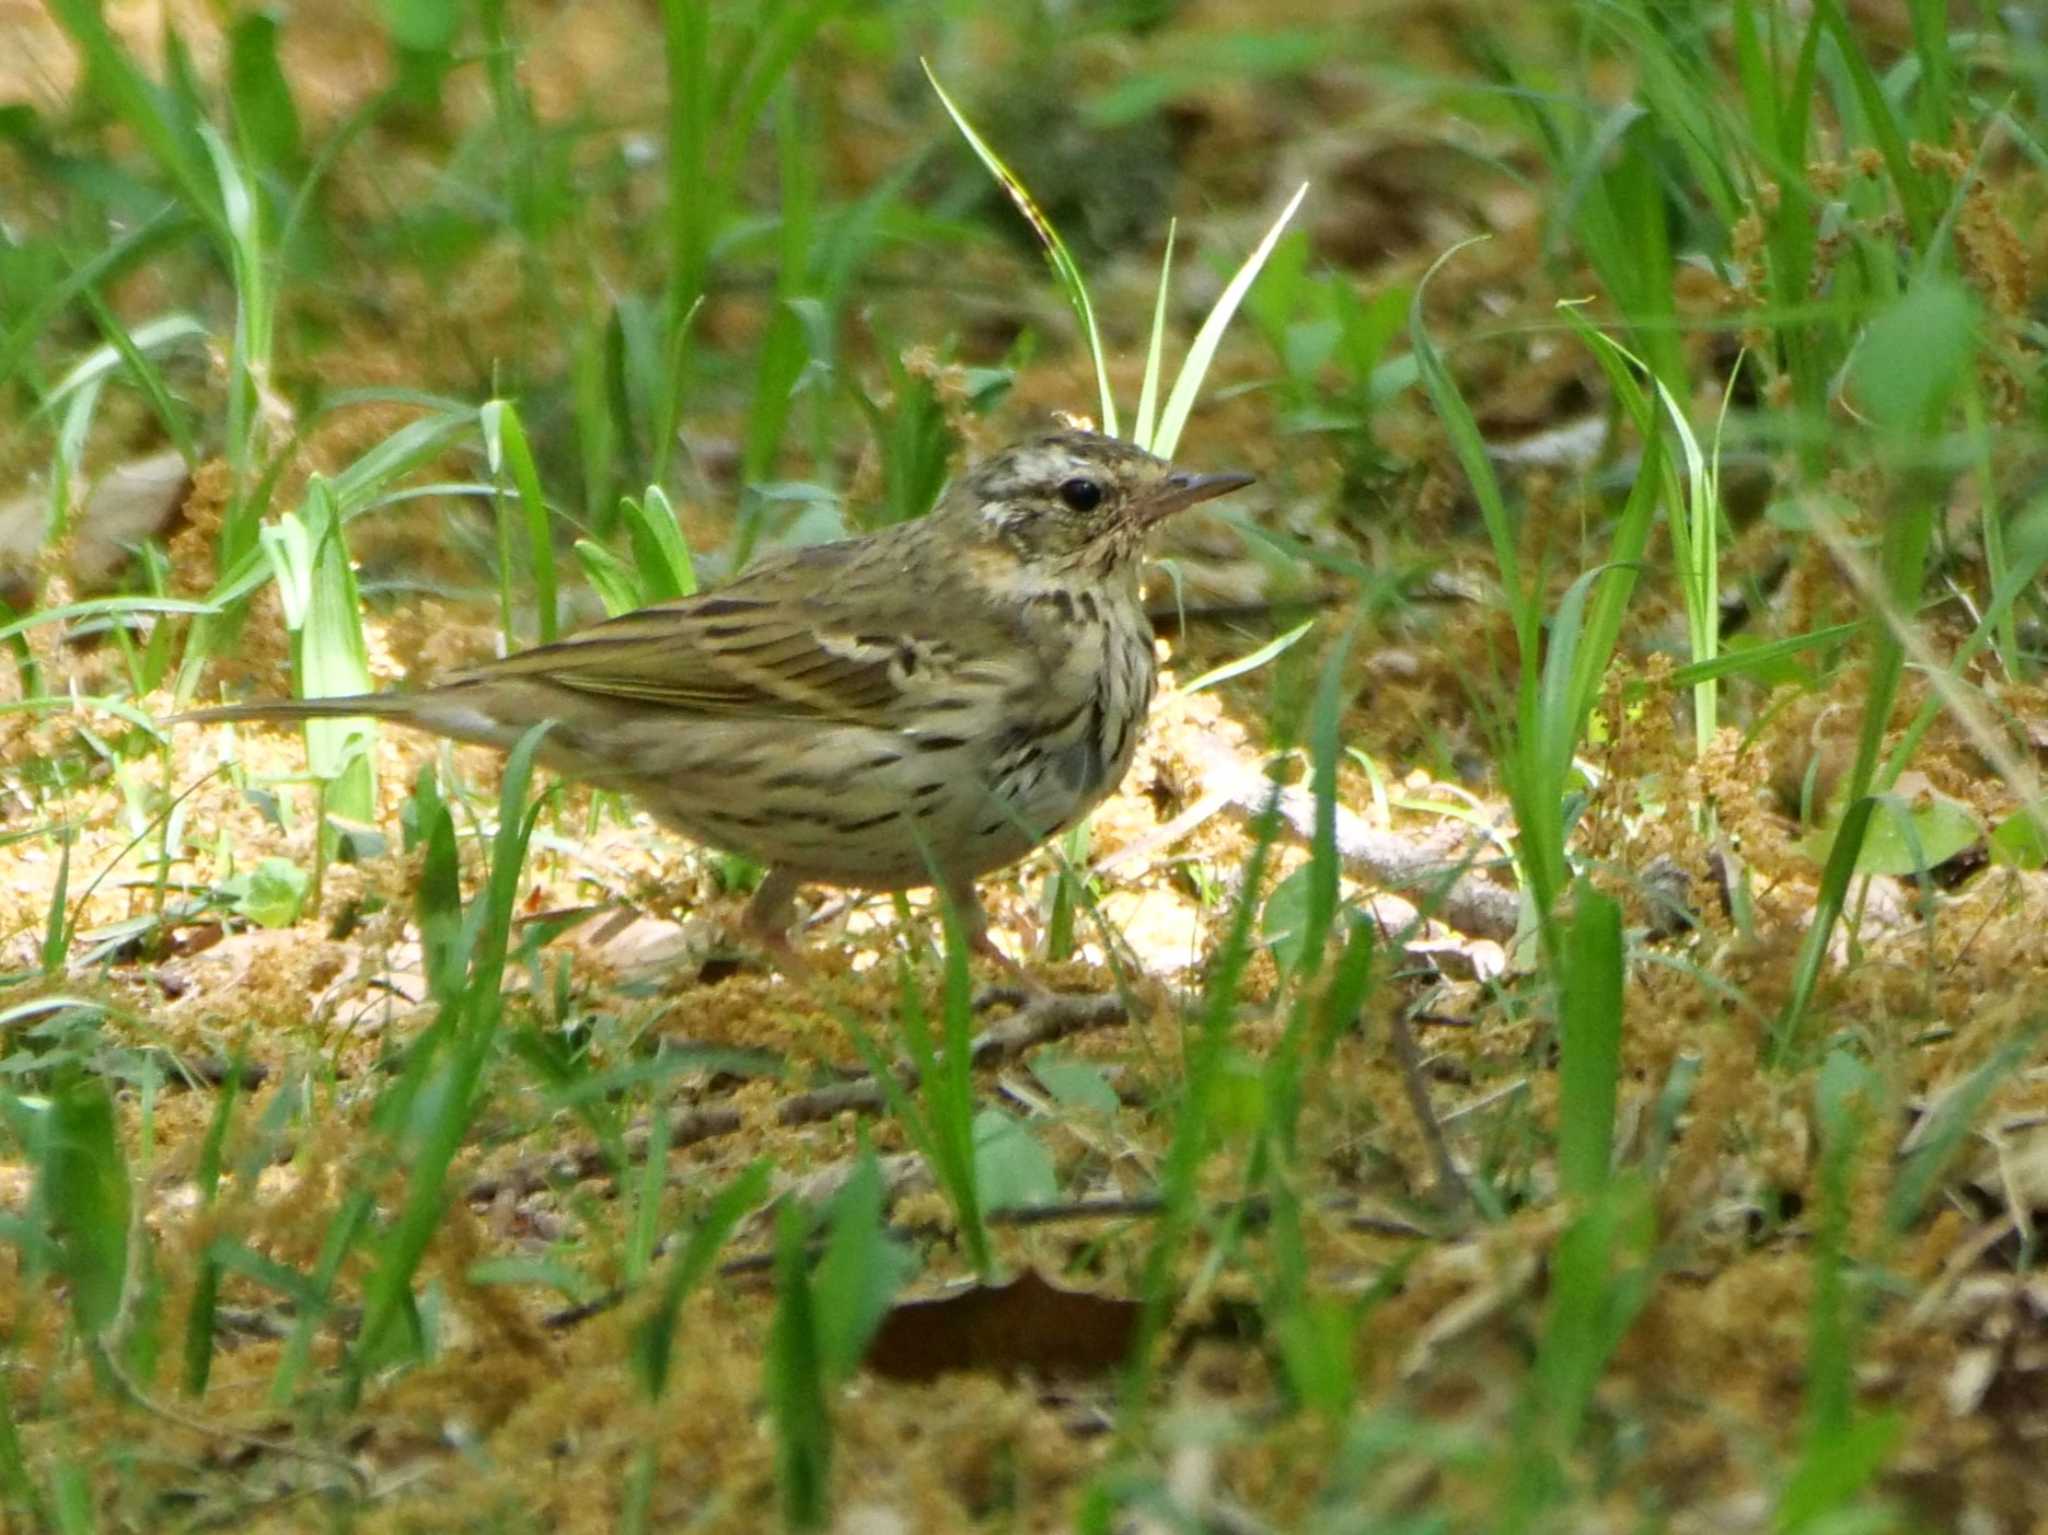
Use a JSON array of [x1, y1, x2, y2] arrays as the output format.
[[949, 430, 1254, 574]]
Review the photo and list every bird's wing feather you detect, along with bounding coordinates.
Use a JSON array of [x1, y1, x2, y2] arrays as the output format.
[[451, 536, 1019, 725]]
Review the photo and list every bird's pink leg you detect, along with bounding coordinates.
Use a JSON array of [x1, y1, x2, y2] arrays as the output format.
[[740, 865, 815, 981], [933, 877, 1061, 1009]]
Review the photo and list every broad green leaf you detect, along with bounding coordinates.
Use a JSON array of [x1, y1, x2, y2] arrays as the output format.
[[1852, 279, 1976, 434], [230, 856, 309, 929], [376, 0, 462, 52], [1260, 864, 1314, 976], [1990, 803, 2048, 870], [972, 1109, 1057, 1211], [1030, 1054, 1121, 1116], [814, 1149, 912, 1383], [1854, 795, 1979, 876]]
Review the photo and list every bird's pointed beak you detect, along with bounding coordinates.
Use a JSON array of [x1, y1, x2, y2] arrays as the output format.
[[1135, 468, 1256, 528]]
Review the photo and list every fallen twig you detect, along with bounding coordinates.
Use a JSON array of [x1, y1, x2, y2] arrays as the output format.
[[1106, 722, 1520, 942]]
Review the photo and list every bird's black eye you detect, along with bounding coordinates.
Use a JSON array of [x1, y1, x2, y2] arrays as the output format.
[[1058, 477, 1103, 512]]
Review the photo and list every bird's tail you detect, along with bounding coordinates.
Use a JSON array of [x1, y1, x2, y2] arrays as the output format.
[[171, 693, 419, 727]]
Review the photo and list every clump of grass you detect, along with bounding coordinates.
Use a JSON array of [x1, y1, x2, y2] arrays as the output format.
[[926, 61, 1308, 458]]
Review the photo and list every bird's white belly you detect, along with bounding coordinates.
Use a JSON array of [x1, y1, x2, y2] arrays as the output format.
[[603, 719, 1017, 888]]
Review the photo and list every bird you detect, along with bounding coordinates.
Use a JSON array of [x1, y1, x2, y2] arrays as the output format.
[[177, 429, 1253, 976]]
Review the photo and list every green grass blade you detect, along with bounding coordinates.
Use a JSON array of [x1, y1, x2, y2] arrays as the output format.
[[291, 478, 375, 822], [0, 597, 217, 648], [38, 314, 207, 415], [625, 1103, 674, 1288], [480, 399, 559, 646], [633, 1159, 773, 1400], [1131, 219, 1177, 453], [1180, 617, 1315, 695], [226, 10, 304, 179], [41, 1076, 132, 1342], [574, 538, 644, 616], [76, 294, 198, 465], [41, 0, 223, 243], [1411, 240, 1523, 629], [1558, 885, 1623, 1200], [1123, 795, 1286, 1416], [1667, 623, 1866, 687], [180, 1052, 245, 1398], [347, 724, 550, 1394], [198, 122, 273, 571], [0, 1366, 44, 1522], [1151, 182, 1309, 460], [1771, 796, 1878, 1066], [924, 60, 1117, 437], [627, 487, 698, 600], [768, 1202, 831, 1530], [40, 832, 71, 975], [660, 0, 711, 316]]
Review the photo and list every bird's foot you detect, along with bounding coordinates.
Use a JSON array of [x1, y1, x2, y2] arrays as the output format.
[[738, 867, 819, 984], [747, 924, 819, 985], [963, 924, 1135, 1032], [965, 925, 1037, 995]]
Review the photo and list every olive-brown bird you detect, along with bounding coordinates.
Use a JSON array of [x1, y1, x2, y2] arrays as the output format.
[[179, 430, 1253, 969]]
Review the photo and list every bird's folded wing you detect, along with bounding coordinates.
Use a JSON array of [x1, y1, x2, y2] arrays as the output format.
[[462, 590, 954, 725]]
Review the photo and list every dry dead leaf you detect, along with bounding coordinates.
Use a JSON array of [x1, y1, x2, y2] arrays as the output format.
[[864, 1268, 1141, 1382]]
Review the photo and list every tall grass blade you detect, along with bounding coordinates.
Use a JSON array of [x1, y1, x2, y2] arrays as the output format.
[[41, 1076, 132, 1343], [258, 477, 376, 836], [769, 1202, 831, 1530], [1132, 220, 1177, 453], [1411, 241, 1522, 626], [924, 61, 1117, 437], [1151, 183, 1309, 460], [180, 1050, 245, 1397], [346, 724, 550, 1396], [633, 1159, 773, 1400], [1558, 886, 1623, 1200], [42, 0, 223, 242], [481, 399, 560, 645]]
